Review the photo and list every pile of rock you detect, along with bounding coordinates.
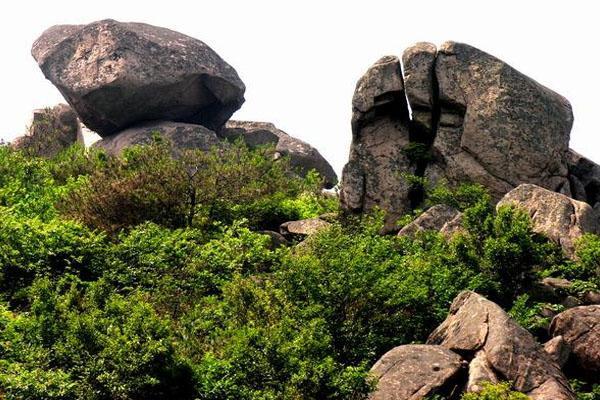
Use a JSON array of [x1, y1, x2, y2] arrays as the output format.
[[369, 291, 600, 400], [341, 41, 600, 232], [21, 19, 336, 187]]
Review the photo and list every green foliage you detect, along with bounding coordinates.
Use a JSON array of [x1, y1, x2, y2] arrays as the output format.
[[571, 380, 600, 400], [461, 382, 530, 399]]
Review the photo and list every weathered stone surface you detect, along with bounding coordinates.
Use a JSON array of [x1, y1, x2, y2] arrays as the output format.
[[280, 218, 330, 237], [369, 344, 465, 400], [11, 104, 81, 157], [219, 121, 337, 188], [340, 56, 414, 232], [32, 19, 245, 136], [425, 41, 573, 201], [549, 305, 600, 378], [466, 350, 499, 393], [402, 42, 437, 134], [398, 204, 460, 237], [93, 121, 221, 156], [428, 291, 575, 400], [497, 184, 600, 257], [567, 150, 600, 209], [543, 335, 571, 368]]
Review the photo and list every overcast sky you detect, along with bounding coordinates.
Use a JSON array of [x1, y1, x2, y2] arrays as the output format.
[[1, 0, 598, 176]]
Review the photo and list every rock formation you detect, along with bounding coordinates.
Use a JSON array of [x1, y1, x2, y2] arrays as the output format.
[[32, 19, 246, 136], [219, 121, 338, 188], [340, 41, 600, 231], [549, 305, 600, 379], [11, 104, 82, 157], [427, 291, 575, 400], [369, 344, 466, 400], [497, 184, 600, 257]]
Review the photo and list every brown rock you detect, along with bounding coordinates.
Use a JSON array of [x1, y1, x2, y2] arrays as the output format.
[[428, 291, 575, 400], [426, 41, 573, 201], [549, 305, 600, 378], [32, 19, 245, 136], [543, 336, 571, 368], [497, 184, 600, 257], [369, 344, 465, 400], [402, 42, 437, 134], [398, 204, 461, 237], [93, 121, 221, 156], [219, 121, 337, 188], [467, 350, 499, 392], [340, 56, 414, 232], [12, 104, 81, 157], [280, 218, 330, 237]]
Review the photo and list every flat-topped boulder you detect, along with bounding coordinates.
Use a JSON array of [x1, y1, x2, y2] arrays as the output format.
[[32, 19, 245, 136]]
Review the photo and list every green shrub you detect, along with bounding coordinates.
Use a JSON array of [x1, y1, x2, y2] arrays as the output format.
[[461, 382, 530, 399]]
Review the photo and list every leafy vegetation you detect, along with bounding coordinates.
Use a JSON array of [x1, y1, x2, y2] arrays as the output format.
[[0, 140, 597, 399]]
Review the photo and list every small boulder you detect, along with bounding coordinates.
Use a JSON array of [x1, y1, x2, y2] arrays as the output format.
[[12, 104, 81, 157], [549, 305, 600, 378], [32, 19, 245, 136], [398, 204, 461, 237], [497, 184, 600, 257], [369, 344, 466, 400], [219, 121, 337, 188], [280, 218, 330, 238], [428, 291, 575, 400], [93, 121, 221, 156]]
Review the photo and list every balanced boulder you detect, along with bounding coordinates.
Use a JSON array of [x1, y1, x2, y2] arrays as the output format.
[[219, 121, 337, 188], [11, 103, 81, 157], [94, 121, 221, 156], [428, 291, 575, 400], [369, 344, 465, 400], [497, 184, 600, 257], [549, 305, 600, 379], [32, 19, 245, 136]]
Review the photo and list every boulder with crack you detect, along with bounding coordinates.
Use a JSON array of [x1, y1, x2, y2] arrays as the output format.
[[32, 19, 245, 136], [497, 184, 600, 257], [369, 344, 466, 400], [427, 291, 575, 400]]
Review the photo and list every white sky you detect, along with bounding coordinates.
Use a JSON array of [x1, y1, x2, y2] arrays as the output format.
[[1, 0, 599, 176]]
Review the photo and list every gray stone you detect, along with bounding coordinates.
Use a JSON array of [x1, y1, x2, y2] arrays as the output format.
[[428, 291, 575, 400], [567, 150, 600, 209], [369, 344, 465, 400], [280, 218, 330, 237], [32, 19, 245, 136], [402, 42, 437, 134], [219, 121, 337, 188], [398, 204, 460, 237], [497, 184, 600, 258], [550, 305, 600, 379], [93, 121, 221, 156]]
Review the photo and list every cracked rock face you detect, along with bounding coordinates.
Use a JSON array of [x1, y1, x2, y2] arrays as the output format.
[[549, 305, 600, 379], [497, 184, 600, 257], [32, 19, 245, 136], [93, 121, 221, 156], [339, 56, 415, 232], [427, 291, 575, 400], [219, 121, 338, 188], [369, 344, 466, 400], [341, 41, 578, 228]]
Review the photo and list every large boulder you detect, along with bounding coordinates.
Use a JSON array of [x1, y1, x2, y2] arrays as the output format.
[[426, 41, 573, 201], [549, 305, 600, 379], [93, 121, 221, 156], [428, 291, 575, 400], [219, 121, 337, 188], [340, 56, 415, 232], [32, 19, 245, 136], [11, 104, 81, 157], [497, 184, 600, 257], [369, 344, 466, 400]]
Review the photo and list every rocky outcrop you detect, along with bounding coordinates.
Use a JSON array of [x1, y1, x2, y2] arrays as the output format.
[[497, 184, 600, 257], [369, 344, 465, 400], [397, 204, 461, 237], [32, 19, 245, 136], [219, 121, 337, 188], [341, 41, 584, 228], [11, 104, 81, 157], [93, 121, 221, 156], [549, 305, 600, 379], [339, 56, 415, 232], [427, 291, 575, 400]]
